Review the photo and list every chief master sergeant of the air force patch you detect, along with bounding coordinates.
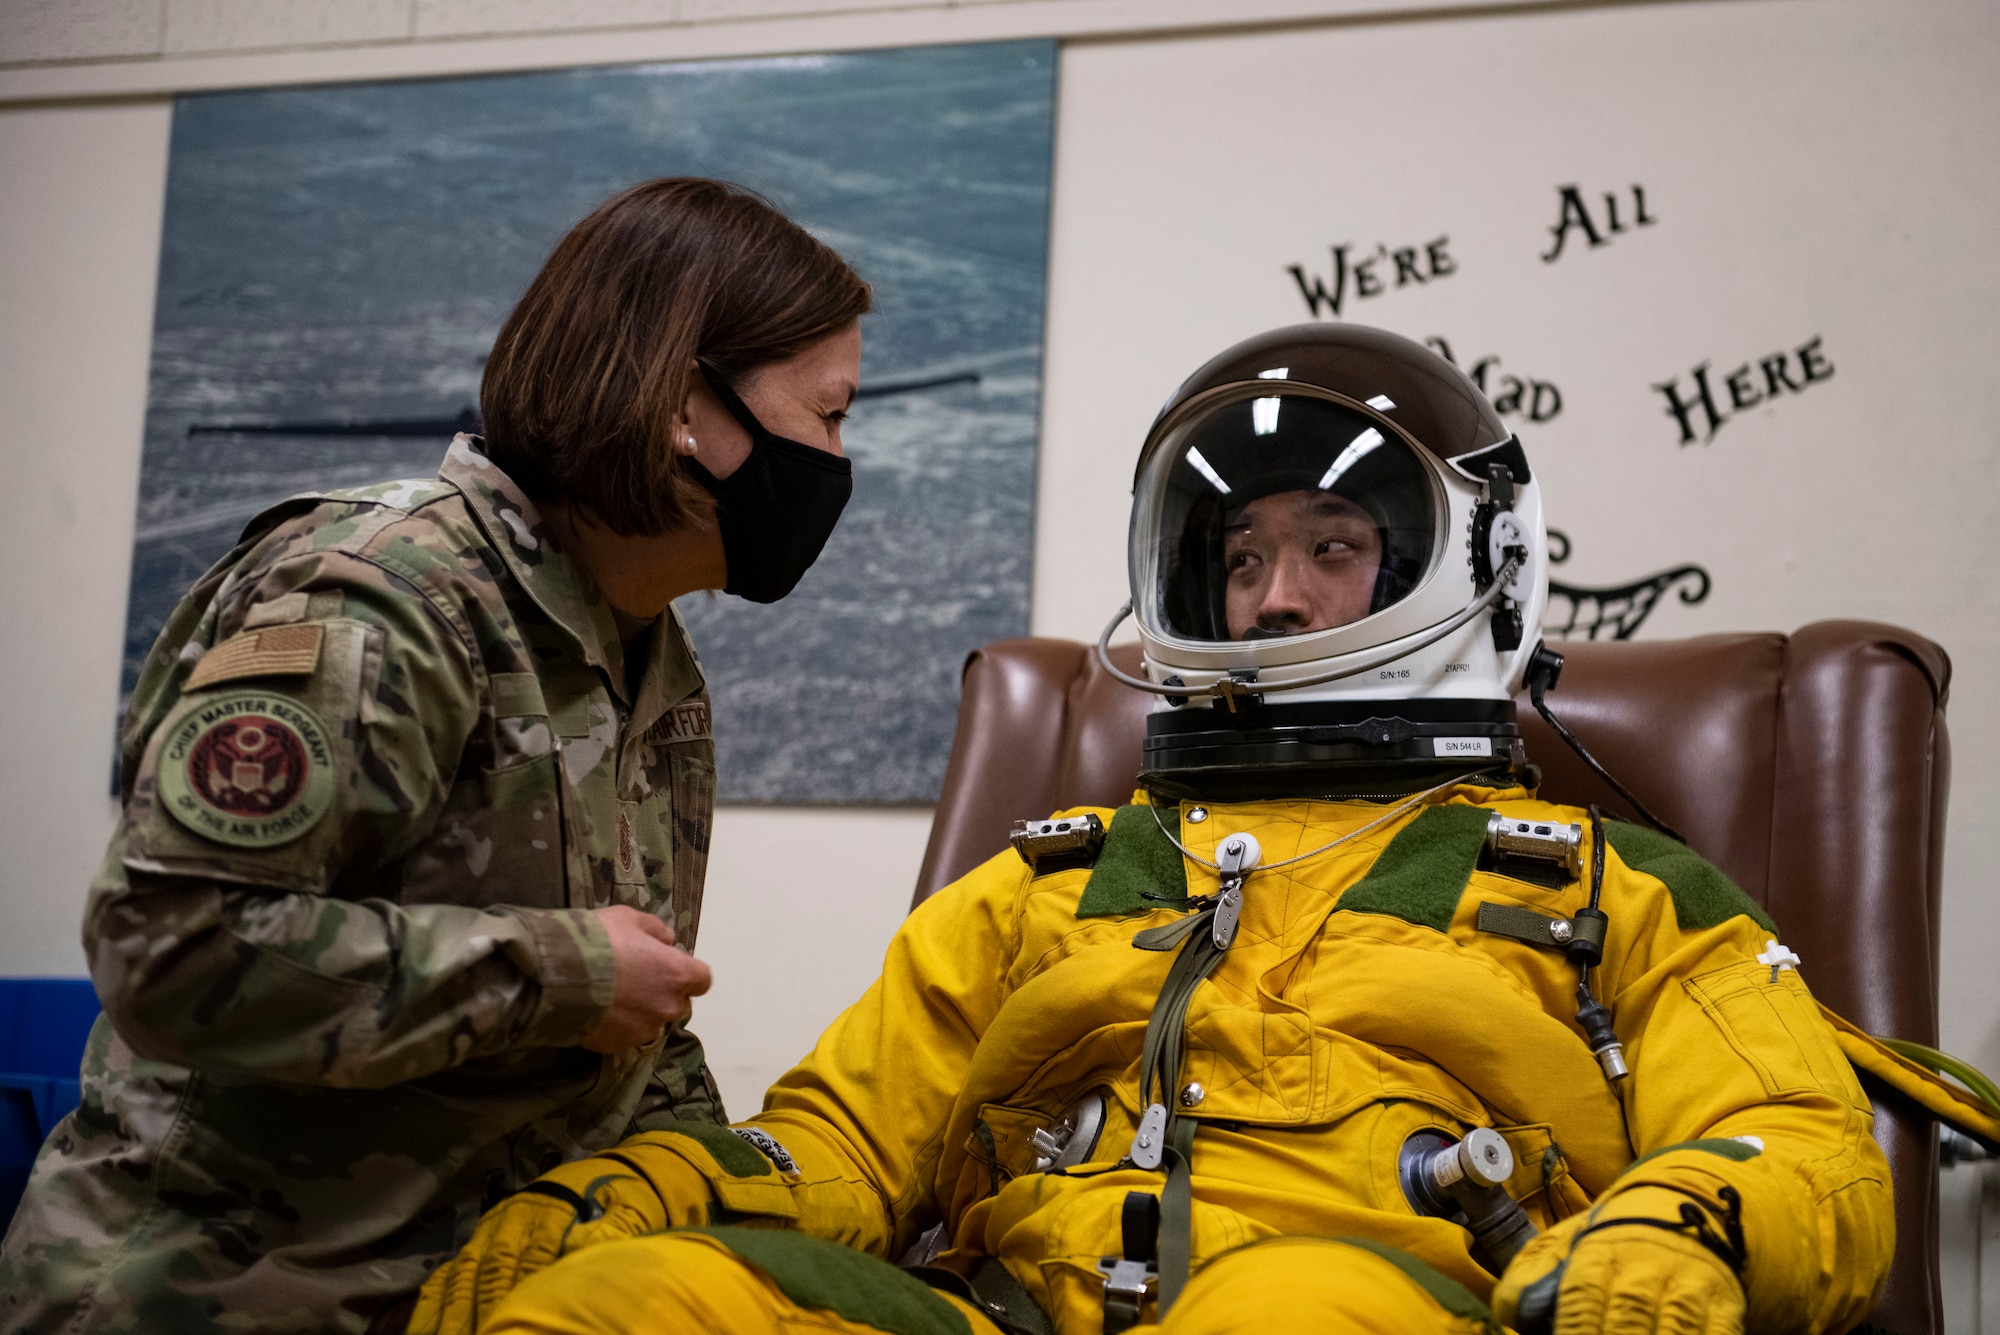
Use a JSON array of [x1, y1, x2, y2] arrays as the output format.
[[157, 689, 335, 847]]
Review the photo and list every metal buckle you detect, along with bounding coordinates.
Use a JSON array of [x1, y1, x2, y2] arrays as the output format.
[[1096, 1256, 1154, 1300]]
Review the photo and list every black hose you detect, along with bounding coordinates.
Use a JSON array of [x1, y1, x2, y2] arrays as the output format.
[[1587, 805, 1606, 912], [1528, 676, 1687, 845]]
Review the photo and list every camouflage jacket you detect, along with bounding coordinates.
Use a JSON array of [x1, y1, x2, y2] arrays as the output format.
[[0, 437, 725, 1334]]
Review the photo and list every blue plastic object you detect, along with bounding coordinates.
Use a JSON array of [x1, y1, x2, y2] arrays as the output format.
[[0, 978, 101, 1233]]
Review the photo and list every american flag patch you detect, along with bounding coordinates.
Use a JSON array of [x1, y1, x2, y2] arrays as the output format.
[[185, 624, 325, 692]]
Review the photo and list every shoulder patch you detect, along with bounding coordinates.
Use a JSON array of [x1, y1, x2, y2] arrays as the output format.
[[1602, 821, 1776, 934], [157, 690, 335, 848], [667, 1122, 773, 1178], [1335, 803, 1492, 932], [185, 624, 324, 692], [1075, 804, 1188, 918], [732, 1127, 799, 1174]]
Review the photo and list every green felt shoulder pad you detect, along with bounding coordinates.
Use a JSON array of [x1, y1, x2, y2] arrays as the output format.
[[1334, 803, 1493, 933], [698, 1227, 971, 1335], [1076, 804, 1188, 918], [669, 1123, 773, 1178], [1602, 822, 1776, 934]]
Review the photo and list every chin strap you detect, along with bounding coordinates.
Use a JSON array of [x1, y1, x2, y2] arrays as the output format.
[[1094, 553, 1522, 705]]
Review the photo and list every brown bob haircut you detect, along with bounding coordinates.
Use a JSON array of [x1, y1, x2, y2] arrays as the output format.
[[481, 177, 872, 536]]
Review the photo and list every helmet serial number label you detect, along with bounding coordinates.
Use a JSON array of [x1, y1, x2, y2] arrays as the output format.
[[1434, 737, 1494, 757]]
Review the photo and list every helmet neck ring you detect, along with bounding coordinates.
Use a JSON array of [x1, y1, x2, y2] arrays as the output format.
[[1139, 697, 1528, 802]]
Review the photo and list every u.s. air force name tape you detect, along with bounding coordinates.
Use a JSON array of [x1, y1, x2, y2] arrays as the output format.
[[158, 690, 335, 848]]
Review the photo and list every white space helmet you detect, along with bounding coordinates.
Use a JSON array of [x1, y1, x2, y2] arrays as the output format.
[[1099, 323, 1549, 798]]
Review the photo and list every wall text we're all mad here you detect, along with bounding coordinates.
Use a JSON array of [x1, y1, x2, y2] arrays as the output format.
[[1283, 183, 1834, 451], [1654, 336, 1834, 446], [1288, 235, 1457, 319]]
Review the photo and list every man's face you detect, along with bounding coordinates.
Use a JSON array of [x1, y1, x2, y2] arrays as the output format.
[[1223, 490, 1384, 639]]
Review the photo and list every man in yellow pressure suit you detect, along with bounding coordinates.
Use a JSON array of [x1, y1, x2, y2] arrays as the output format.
[[412, 325, 1997, 1335]]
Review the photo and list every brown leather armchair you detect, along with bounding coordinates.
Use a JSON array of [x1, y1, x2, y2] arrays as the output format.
[[913, 622, 1951, 1335]]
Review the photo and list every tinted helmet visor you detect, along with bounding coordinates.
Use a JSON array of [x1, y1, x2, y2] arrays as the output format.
[[1139, 393, 1438, 644]]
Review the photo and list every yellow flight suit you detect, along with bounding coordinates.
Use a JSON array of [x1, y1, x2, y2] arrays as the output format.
[[420, 783, 1910, 1335]]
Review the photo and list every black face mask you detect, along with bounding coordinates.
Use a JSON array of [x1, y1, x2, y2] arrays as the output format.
[[684, 369, 853, 604]]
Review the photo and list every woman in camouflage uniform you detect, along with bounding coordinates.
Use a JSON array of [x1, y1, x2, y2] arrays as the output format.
[[0, 178, 869, 1334]]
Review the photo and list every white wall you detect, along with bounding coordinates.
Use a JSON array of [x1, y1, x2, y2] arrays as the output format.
[[698, 806, 932, 1116], [0, 99, 168, 975], [4, 0, 1999, 1321]]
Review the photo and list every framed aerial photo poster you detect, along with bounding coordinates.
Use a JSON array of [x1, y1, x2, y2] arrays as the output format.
[[127, 40, 1057, 803]]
